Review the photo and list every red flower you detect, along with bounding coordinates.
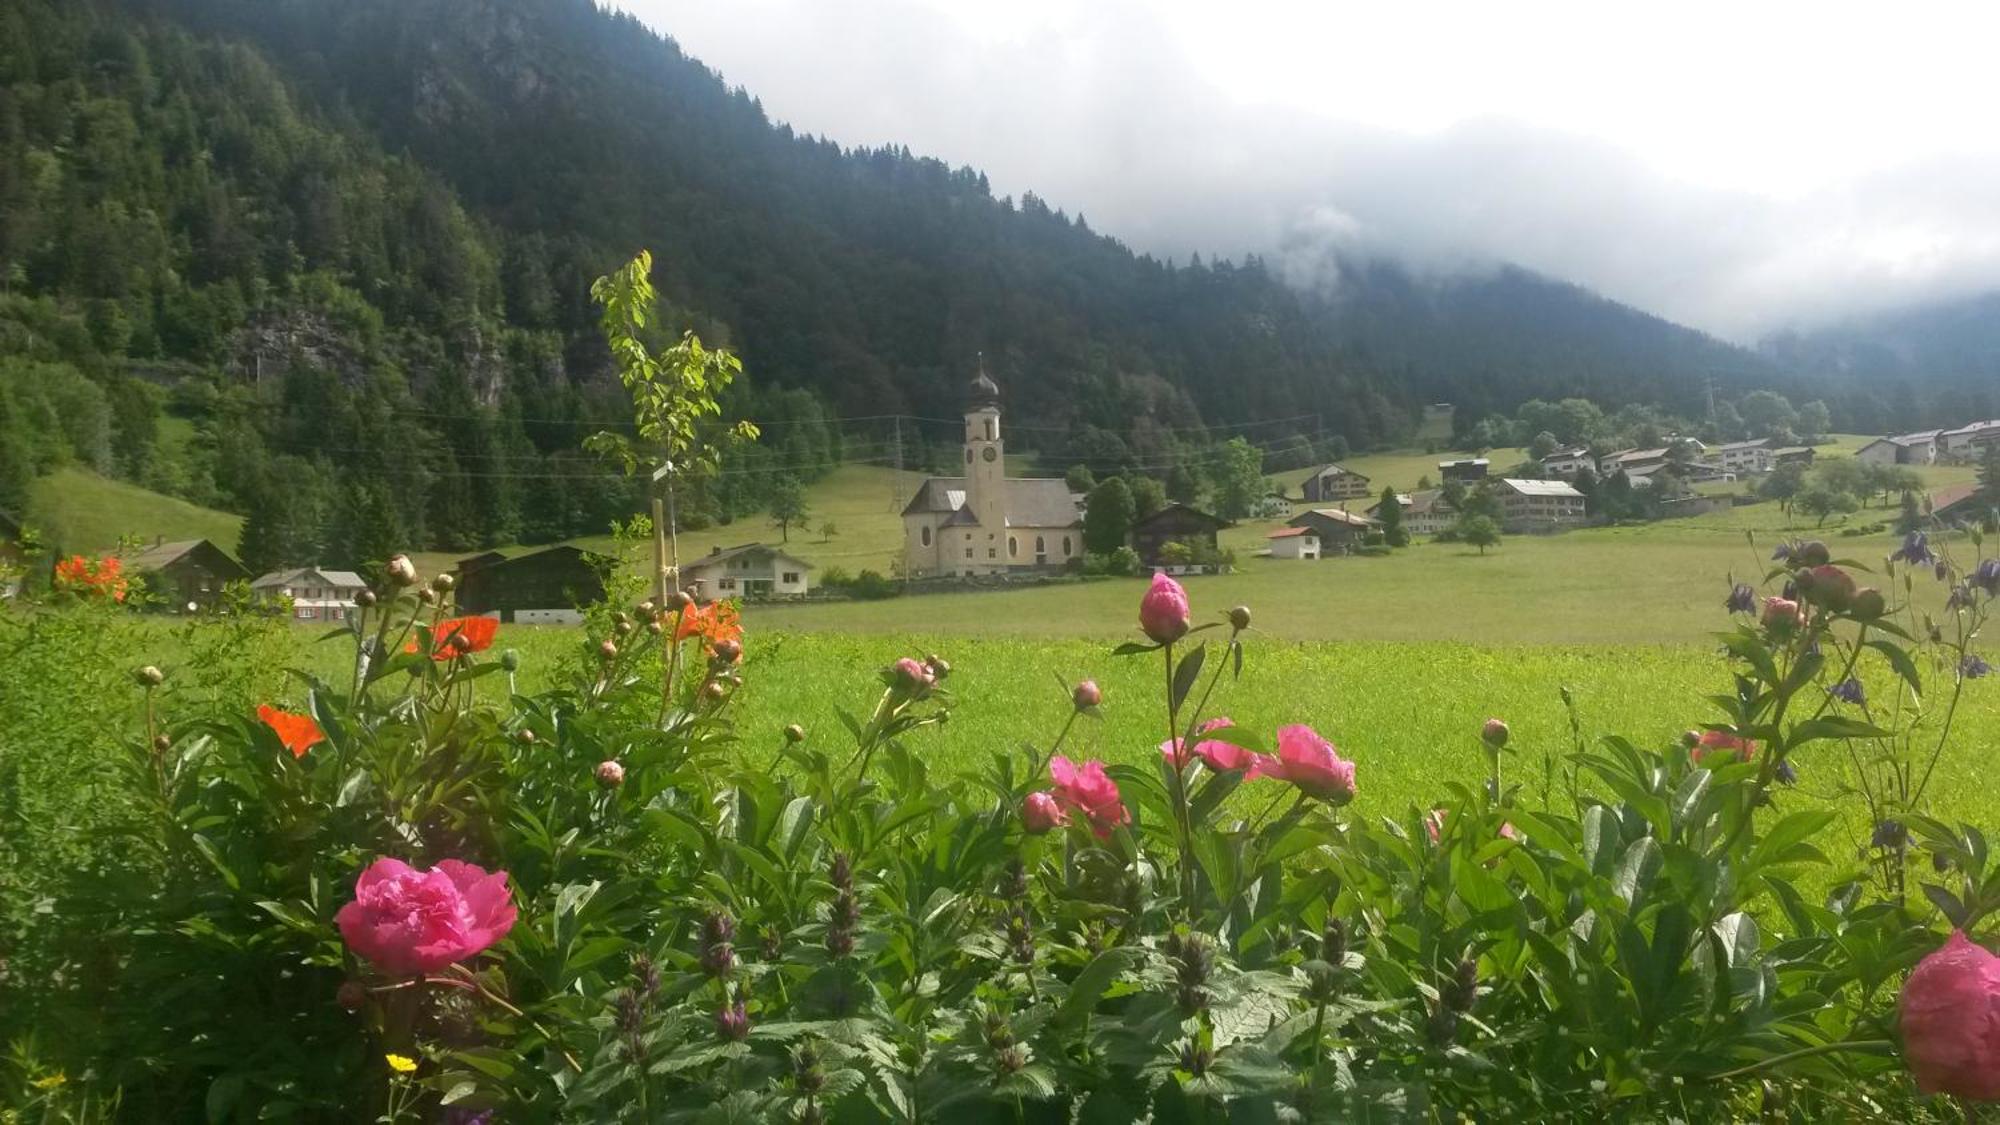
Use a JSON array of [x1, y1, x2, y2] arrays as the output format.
[[53, 554, 128, 602], [1901, 930, 2000, 1100], [431, 616, 497, 660], [335, 858, 516, 976], [1692, 729, 1756, 767], [258, 704, 326, 759]]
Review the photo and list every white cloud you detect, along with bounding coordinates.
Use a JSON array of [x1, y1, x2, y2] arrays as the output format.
[[607, 0, 2000, 341]]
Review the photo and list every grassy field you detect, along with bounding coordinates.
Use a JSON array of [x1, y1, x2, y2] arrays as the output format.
[[26, 467, 244, 553]]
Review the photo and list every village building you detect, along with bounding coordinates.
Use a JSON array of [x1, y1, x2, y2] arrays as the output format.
[[1438, 457, 1489, 483], [1131, 502, 1229, 568], [1771, 446, 1816, 468], [1540, 447, 1596, 477], [1364, 490, 1454, 535], [1597, 447, 1670, 478], [1297, 463, 1372, 503], [1928, 483, 1994, 528], [1287, 507, 1378, 552], [1494, 478, 1588, 532], [251, 566, 368, 621], [1858, 430, 1943, 466], [1941, 421, 2000, 462], [1706, 439, 1772, 474], [681, 542, 812, 599], [1266, 526, 1319, 560], [454, 545, 609, 624], [901, 370, 1084, 578], [125, 538, 250, 611]]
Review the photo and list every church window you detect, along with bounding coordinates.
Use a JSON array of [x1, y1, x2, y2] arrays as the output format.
[[1035, 536, 1045, 553], [985, 418, 996, 440], [1008, 538, 1018, 557], [921, 526, 931, 547], [1062, 536, 1072, 555]]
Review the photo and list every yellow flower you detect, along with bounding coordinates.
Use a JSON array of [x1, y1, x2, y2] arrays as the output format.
[[385, 1053, 417, 1074], [30, 1072, 67, 1090]]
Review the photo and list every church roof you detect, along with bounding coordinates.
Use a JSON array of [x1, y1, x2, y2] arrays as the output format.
[[968, 370, 1000, 408], [903, 476, 1082, 528]]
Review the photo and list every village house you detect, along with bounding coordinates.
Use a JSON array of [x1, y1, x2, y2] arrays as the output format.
[[1858, 430, 1943, 466], [1130, 502, 1229, 568], [125, 538, 250, 611], [902, 370, 1084, 578], [1772, 446, 1816, 468], [454, 545, 609, 624], [1287, 507, 1378, 552], [1266, 526, 1319, 560], [1928, 483, 1994, 529], [251, 566, 368, 621], [1438, 457, 1489, 483], [1539, 447, 1596, 477], [1706, 439, 1772, 475], [1597, 447, 1670, 478], [1494, 478, 1588, 532], [1297, 463, 1372, 503], [681, 542, 812, 599], [1365, 490, 1454, 535], [1941, 421, 2000, 462]]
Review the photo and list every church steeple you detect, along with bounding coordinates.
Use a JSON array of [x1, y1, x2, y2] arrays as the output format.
[[963, 355, 1005, 531]]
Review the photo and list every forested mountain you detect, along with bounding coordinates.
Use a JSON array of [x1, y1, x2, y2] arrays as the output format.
[[0, 0, 1839, 565], [1760, 294, 2000, 432]]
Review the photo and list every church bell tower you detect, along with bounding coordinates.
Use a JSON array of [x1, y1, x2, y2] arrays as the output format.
[[964, 359, 1005, 534]]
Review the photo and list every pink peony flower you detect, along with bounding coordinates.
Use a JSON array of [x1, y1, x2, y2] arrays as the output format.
[[335, 858, 517, 976], [1138, 573, 1191, 645], [1692, 729, 1757, 768], [1072, 679, 1102, 710], [1159, 717, 1255, 771], [1760, 596, 1806, 633], [1425, 807, 1448, 843], [595, 760, 625, 788], [892, 656, 933, 694], [1022, 791, 1068, 834], [1049, 755, 1130, 839], [1900, 930, 2000, 1100], [1247, 724, 1356, 804]]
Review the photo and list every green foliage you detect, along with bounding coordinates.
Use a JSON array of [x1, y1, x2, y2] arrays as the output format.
[[1084, 478, 1134, 555], [1376, 485, 1409, 547], [1796, 485, 1860, 528], [1457, 513, 1502, 554], [1206, 437, 1266, 520], [1128, 476, 1166, 520], [768, 476, 809, 543]]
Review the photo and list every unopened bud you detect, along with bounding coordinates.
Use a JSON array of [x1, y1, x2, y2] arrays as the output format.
[[514, 728, 536, 745], [647, 619, 663, 635], [416, 588, 436, 605], [152, 733, 172, 753], [500, 649, 520, 672], [336, 980, 367, 1011], [1480, 718, 1510, 749], [713, 638, 742, 664], [431, 572, 454, 593], [637, 600, 657, 616], [784, 723, 806, 743], [595, 760, 625, 788], [703, 680, 728, 701], [667, 591, 694, 612], [598, 639, 619, 661], [135, 665, 165, 687], [1228, 605, 1252, 630], [1072, 679, 1102, 710], [386, 554, 418, 587], [614, 619, 634, 636], [355, 589, 377, 608]]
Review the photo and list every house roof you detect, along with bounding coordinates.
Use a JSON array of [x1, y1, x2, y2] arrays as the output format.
[[1499, 478, 1585, 498], [1439, 457, 1489, 468], [1943, 420, 2000, 438], [1856, 437, 1901, 452], [1267, 527, 1314, 539], [1770, 446, 1813, 457], [1543, 447, 1592, 460], [251, 567, 367, 589], [457, 551, 507, 572], [1609, 447, 1670, 463], [683, 542, 814, 573], [1133, 502, 1228, 532], [1302, 462, 1368, 483], [1893, 429, 1944, 444], [125, 538, 248, 577], [471, 544, 612, 572], [1364, 492, 1413, 515], [1930, 483, 1982, 513], [1291, 507, 1379, 528], [901, 476, 1082, 527], [1714, 438, 1771, 452]]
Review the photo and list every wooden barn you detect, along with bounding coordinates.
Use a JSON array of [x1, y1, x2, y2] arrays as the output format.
[[125, 538, 250, 610], [1131, 503, 1228, 567], [453, 545, 610, 624]]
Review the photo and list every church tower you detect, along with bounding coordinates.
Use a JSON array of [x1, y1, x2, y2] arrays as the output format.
[[964, 361, 1006, 534]]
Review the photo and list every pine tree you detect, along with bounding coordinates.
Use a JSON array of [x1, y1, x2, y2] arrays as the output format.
[[1084, 477, 1134, 555], [1377, 485, 1408, 547]]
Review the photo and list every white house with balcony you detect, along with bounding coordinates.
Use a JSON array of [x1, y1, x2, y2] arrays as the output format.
[[682, 543, 812, 599], [251, 567, 368, 621]]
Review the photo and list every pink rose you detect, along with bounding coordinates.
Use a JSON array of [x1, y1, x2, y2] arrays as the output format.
[[1901, 930, 2000, 1100], [1049, 755, 1130, 839], [1022, 791, 1068, 834], [1159, 717, 1255, 771], [1692, 729, 1757, 768], [1760, 596, 1805, 633], [1248, 724, 1356, 804], [335, 858, 517, 976], [1138, 572, 1191, 645]]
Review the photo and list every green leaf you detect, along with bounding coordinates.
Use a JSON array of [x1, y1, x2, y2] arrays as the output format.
[[1747, 810, 1837, 871], [1866, 639, 1922, 695], [1670, 769, 1712, 830], [1171, 643, 1207, 714], [1055, 946, 1142, 1028], [1923, 883, 1969, 927], [1788, 716, 1894, 746], [1111, 641, 1160, 657], [1612, 837, 1662, 908]]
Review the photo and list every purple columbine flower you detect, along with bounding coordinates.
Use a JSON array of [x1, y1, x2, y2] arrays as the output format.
[[1948, 583, 1974, 611], [1936, 560, 1952, 582], [1973, 559, 2000, 595], [1828, 677, 1866, 705], [1774, 760, 1798, 785], [1872, 819, 1908, 849], [1891, 532, 1936, 567], [1963, 653, 1993, 680], [1724, 582, 1757, 614]]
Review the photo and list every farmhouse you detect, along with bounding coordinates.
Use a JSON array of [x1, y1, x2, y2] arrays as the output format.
[[1706, 439, 1772, 474], [902, 371, 1084, 578], [1858, 430, 1943, 466], [1266, 526, 1319, 560], [1438, 457, 1488, 483], [125, 538, 250, 610], [681, 542, 812, 599], [1540, 447, 1596, 477], [1131, 503, 1229, 568], [251, 567, 367, 621], [1598, 447, 1670, 477], [454, 545, 609, 624], [1366, 490, 1453, 535], [1288, 507, 1377, 551], [1494, 478, 1587, 532], [1941, 421, 2000, 462], [1928, 483, 1994, 529], [1297, 463, 1372, 503], [1771, 446, 1816, 468]]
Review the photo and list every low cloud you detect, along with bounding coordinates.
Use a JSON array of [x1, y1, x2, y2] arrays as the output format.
[[615, 0, 2000, 342]]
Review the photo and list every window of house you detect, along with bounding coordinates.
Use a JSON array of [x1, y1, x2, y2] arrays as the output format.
[[988, 548, 997, 558], [1062, 536, 1072, 555], [1008, 538, 1018, 558], [1035, 536, 1045, 554], [720, 578, 736, 590], [782, 572, 799, 584], [965, 547, 973, 559], [921, 526, 932, 546], [295, 608, 312, 619]]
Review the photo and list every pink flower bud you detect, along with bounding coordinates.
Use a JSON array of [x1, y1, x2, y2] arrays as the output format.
[[1072, 679, 1102, 710], [1138, 573, 1191, 645], [1900, 931, 2000, 1100], [595, 760, 625, 788], [1480, 718, 1510, 749], [1022, 791, 1068, 834], [893, 657, 933, 693], [1760, 596, 1805, 633]]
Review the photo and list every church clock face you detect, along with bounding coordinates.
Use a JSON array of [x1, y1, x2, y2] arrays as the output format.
[[981, 446, 999, 462]]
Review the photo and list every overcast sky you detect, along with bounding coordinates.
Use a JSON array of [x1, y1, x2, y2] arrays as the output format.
[[607, 0, 2000, 342]]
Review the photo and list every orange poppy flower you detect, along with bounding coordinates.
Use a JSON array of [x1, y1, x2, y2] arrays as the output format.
[[258, 704, 326, 759], [673, 599, 742, 650], [407, 616, 500, 660]]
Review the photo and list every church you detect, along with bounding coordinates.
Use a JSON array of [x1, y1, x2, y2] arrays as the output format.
[[901, 370, 1085, 578]]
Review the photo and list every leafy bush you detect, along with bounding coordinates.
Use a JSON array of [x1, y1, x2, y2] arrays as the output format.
[[6, 540, 2000, 1120]]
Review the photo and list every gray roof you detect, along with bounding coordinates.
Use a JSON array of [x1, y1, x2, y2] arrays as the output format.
[[1714, 438, 1771, 452], [125, 539, 206, 570], [683, 542, 813, 573], [1292, 507, 1379, 528], [902, 476, 1082, 528], [1302, 462, 1368, 482], [1500, 478, 1586, 498], [1892, 429, 1944, 444], [251, 567, 367, 590]]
